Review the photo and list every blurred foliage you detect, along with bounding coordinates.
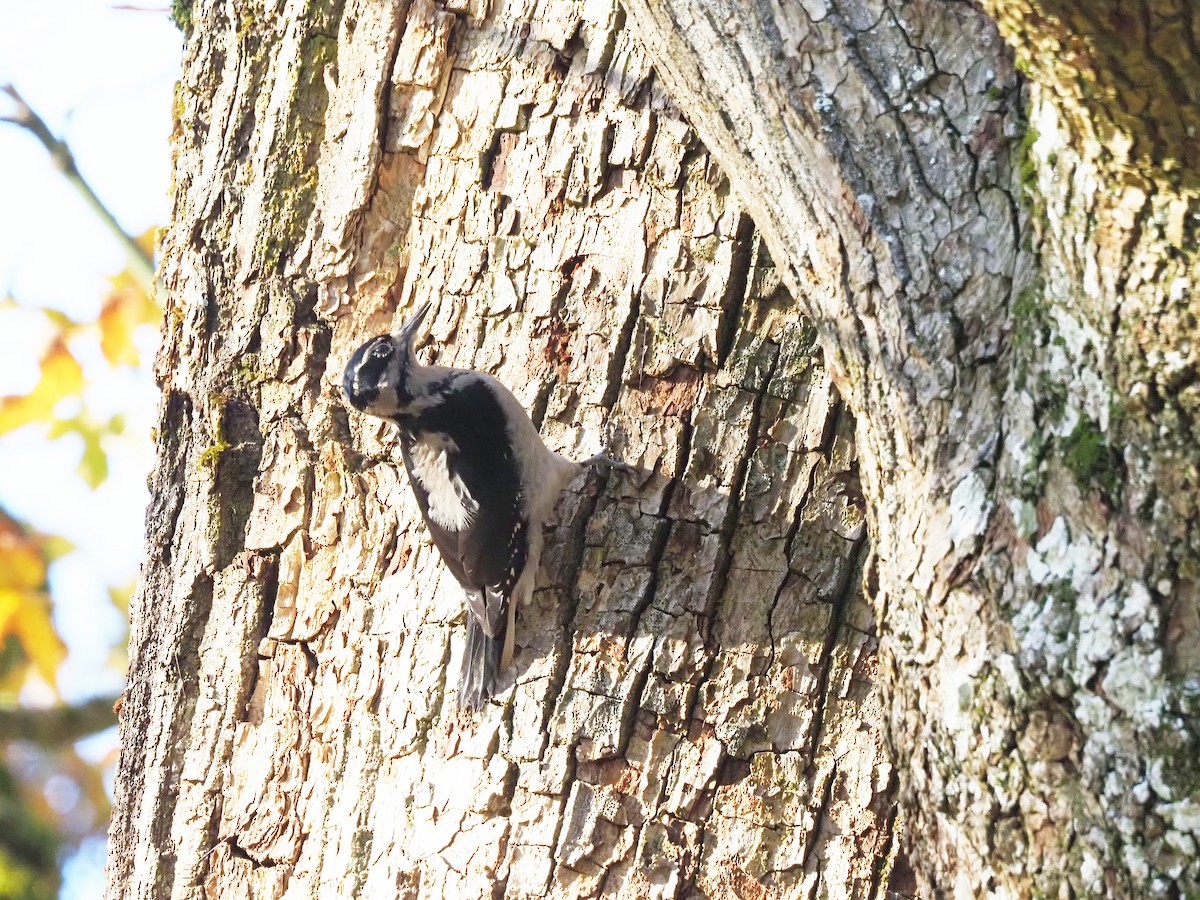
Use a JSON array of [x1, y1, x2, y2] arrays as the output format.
[[0, 763, 59, 900], [0, 87, 163, 895], [0, 239, 159, 891], [0, 512, 66, 696], [170, 0, 194, 33], [0, 512, 63, 899], [0, 229, 158, 489]]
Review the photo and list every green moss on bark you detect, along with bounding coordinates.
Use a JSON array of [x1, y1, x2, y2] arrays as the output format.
[[197, 440, 229, 469], [1060, 416, 1123, 500], [255, 24, 341, 272]]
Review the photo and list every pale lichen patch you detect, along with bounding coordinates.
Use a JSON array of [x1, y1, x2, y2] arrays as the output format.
[[948, 470, 991, 551]]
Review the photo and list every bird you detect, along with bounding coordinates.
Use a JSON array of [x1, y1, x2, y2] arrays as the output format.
[[343, 301, 628, 710]]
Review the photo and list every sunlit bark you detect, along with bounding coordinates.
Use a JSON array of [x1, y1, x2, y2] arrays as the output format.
[[107, 1, 889, 897], [108, 0, 1200, 898]]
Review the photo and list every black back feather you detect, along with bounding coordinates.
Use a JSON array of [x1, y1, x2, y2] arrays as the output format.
[[397, 377, 528, 707]]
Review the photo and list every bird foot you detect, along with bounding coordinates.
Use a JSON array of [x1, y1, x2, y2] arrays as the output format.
[[582, 452, 636, 476]]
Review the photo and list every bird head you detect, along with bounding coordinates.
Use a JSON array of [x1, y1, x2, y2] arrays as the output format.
[[343, 301, 431, 419]]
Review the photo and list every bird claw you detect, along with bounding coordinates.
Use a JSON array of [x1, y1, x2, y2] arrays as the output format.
[[583, 452, 636, 476]]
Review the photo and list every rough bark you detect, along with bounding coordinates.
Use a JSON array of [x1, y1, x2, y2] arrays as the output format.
[[108, 0, 1200, 896], [107, 1, 892, 898], [619, 0, 1200, 896]]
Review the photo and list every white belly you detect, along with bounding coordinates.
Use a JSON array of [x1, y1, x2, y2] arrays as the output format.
[[409, 432, 478, 532]]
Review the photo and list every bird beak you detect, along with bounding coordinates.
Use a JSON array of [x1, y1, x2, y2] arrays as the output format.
[[395, 301, 432, 349]]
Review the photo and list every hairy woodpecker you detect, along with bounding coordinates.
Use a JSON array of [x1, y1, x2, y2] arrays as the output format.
[[343, 302, 621, 710]]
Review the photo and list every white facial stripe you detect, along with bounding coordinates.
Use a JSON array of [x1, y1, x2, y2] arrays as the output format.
[[410, 432, 478, 531], [347, 338, 405, 417]]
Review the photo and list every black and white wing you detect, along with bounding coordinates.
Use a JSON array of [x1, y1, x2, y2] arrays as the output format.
[[398, 376, 529, 708]]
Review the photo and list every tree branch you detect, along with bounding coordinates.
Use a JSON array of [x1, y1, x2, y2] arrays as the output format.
[[0, 695, 120, 745], [0, 84, 156, 295]]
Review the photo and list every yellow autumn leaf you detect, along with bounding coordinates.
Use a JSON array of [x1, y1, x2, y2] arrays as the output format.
[[3, 293, 84, 336], [46, 414, 115, 487], [0, 666, 26, 698], [0, 589, 20, 636], [45, 417, 73, 440], [40, 535, 73, 561], [99, 264, 160, 367], [0, 546, 44, 592], [10, 592, 65, 689], [0, 517, 47, 591], [0, 514, 64, 690], [108, 582, 133, 614], [134, 226, 158, 261], [76, 419, 108, 488], [0, 339, 84, 435]]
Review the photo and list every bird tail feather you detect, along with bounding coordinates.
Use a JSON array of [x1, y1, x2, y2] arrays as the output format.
[[459, 613, 504, 711]]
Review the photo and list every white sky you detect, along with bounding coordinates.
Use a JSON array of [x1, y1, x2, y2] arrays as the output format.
[[0, 2, 182, 896]]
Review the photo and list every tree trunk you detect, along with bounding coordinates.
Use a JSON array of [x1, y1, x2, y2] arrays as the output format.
[[106, 1, 1200, 900], [107, 1, 889, 897], [617, 0, 1200, 896]]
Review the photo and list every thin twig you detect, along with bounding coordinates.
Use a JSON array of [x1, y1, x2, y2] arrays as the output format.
[[1, 84, 156, 295], [0, 695, 121, 745]]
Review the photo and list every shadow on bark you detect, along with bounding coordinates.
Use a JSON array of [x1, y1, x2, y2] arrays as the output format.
[[117, 1, 902, 895], [347, 271, 892, 895]]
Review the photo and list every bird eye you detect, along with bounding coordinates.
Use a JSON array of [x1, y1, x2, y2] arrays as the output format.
[[371, 342, 393, 361]]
